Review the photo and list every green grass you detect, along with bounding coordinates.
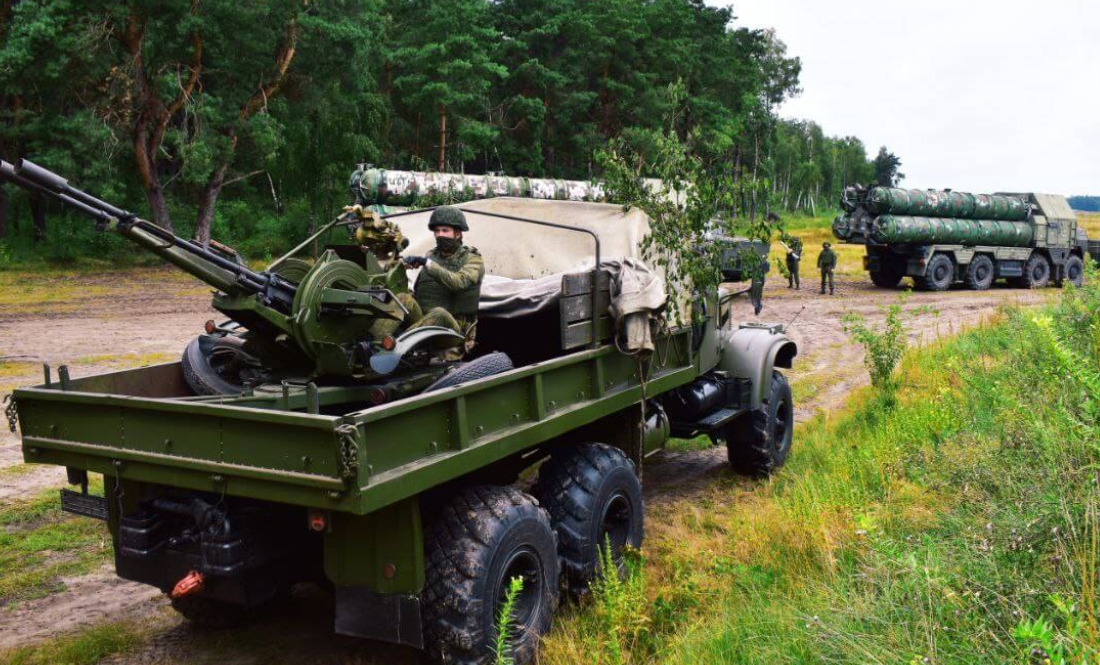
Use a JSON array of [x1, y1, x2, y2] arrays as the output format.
[[0, 479, 112, 607], [0, 463, 38, 477], [0, 620, 148, 665], [764, 211, 866, 277], [544, 274, 1100, 663], [0, 265, 205, 316]]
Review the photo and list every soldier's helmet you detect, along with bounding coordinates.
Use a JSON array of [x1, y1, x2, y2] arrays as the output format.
[[428, 206, 469, 232], [823, 242, 832, 248]]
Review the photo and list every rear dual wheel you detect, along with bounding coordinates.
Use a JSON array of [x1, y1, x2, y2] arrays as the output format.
[[422, 486, 559, 665], [1009, 254, 1052, 289], [869, 256, 906, 289], [533, 443, 644, 594]]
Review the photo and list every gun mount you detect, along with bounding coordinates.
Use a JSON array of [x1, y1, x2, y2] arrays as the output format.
[[0, 159, 462, 390]]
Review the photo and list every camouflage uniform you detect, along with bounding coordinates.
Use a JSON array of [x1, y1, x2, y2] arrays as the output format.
[[817, 243, 837, 295], [411, 244, 485, 359], [786, 237, 802, 289]]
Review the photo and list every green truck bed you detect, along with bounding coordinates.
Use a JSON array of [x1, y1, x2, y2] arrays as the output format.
[[16, 328, 697, 514]]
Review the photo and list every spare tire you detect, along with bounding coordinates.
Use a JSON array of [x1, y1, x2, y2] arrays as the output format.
[[424, 352, 514, 393], [181, 336, 246, 396]]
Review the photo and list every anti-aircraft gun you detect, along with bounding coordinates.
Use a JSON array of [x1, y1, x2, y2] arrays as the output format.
[[0, 159, 463, 395], [834, 184, 1098, 291]]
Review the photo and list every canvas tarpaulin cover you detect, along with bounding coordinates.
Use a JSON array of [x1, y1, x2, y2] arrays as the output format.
[[391, 197, 681, 345]]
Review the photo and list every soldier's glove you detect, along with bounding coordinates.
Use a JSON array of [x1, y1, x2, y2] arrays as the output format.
[[403, 255, 427, 269]]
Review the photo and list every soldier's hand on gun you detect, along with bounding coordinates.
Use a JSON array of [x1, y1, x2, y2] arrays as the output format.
[[403, 255, 427, 269]]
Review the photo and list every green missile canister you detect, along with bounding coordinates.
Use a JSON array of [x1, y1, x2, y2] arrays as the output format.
[[832, 214, 852, 240], [865, 187, 1029, 221], [871, 215, 1034, 247]]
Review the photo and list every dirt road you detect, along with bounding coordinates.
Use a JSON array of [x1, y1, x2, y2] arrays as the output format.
[[0, 267, 1051, 661]]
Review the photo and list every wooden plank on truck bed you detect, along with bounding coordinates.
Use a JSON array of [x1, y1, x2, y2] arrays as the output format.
[[562, 270, 611, 296], [560, 290, 612, 323]]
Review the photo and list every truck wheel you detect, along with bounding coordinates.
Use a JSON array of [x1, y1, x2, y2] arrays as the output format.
[[532, 443, 643, 594], [424, 352, 514, 393], [423, 486, 559, 665], [181, 336, 246, 396], [964, 255, 995, 290], [169, 594, 248, 629], [869, 255, 905, 288], [869, 267, 903, 288], [723, 371, 793, 476], [921, 254, 955, 291], [1021, 254, 1051, 288], [1062, 255, 1085, 287]]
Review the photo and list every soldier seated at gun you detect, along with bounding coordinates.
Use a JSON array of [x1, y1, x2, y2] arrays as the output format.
[[401, 206, 485, 361]]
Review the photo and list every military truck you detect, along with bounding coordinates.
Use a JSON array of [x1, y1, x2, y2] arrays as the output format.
[[4, 164, 797, 665], [834, 185, 1096, 290]]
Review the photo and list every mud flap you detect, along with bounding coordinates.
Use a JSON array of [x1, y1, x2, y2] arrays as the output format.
[[335, 586, 423, 649]]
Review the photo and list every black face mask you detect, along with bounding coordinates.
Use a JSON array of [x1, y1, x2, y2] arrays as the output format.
[[435, 236, 461, 254]]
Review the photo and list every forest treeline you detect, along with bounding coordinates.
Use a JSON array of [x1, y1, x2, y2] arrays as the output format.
[[1069, 196, 1100, 212], [0, 0, 899, 261]]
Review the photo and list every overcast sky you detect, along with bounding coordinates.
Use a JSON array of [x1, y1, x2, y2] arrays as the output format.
[[716, 0, 1099, 195]]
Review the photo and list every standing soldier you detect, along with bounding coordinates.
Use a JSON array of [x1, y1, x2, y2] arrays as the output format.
[[817, 241, 837, 295], [782, 236, 802, 289], [402, 206, 485, 359]]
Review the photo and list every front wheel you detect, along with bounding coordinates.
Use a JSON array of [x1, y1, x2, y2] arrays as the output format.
[[422, 486, 559, 665], [722, 371, 794, 476]]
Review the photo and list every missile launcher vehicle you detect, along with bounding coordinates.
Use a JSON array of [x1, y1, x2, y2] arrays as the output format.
[[835, 185, 1098, 291], [5, 161, 798, 665]]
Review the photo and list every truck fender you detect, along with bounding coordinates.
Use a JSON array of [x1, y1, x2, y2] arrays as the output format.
[[368, 326, 464, 375], [716, 324, 797, 410]]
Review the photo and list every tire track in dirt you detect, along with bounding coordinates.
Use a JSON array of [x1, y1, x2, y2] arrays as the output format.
[[640, 278, 1051, 503], [0, 271, 1052, 662]]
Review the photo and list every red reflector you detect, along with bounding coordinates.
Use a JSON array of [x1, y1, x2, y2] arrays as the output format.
[[381, 335, 396, 351], [171, 570, 204, 598], [369, 388, 387, 405], [310, 511, 326, 532], [204, 319, 216, 334]]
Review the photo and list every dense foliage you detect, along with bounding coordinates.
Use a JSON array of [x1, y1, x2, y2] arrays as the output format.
[[0, 0, 889, 262]]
